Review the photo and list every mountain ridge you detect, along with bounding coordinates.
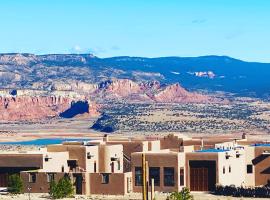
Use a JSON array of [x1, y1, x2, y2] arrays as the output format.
[[0, 53, 269, 98]]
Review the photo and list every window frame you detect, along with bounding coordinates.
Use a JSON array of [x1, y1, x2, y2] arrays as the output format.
[[180, 167, 184, 186], [163, 167, 175, 187], [149, 167, 160, 186], [135, 167, 143, 186], [101, 173, 110, 184], [47, 173, 55, 183], [29, 173, 37, 183], [247, 164, 253, 174]]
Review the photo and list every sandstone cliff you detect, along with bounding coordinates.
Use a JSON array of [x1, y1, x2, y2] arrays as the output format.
[[0, 96, 99, 121], [153, 83, 210, 103]]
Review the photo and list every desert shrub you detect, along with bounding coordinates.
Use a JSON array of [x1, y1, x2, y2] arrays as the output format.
[[214, 184, 223, 195], [167, 187, 193, 200], [223, 185, 237, 196], [8, 174, 23, 194], [215, 185, 270, 198], [49, 177, 74, 199], [254, 186, 269, 198]]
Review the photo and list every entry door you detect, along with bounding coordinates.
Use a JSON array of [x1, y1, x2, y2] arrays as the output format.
[[75, 175, 83, 194], [189, 160, 216, 192], [0, 173, 8, 187], [190, 168, 208, 191]]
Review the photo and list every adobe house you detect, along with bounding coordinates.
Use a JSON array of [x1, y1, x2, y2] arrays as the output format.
[[0, 134, 269, 196], [90, 135, 160, 172], [131, 149, 188, 193], [0, 149, 68, 187], [46, 142, 99, 173], [16, 142, 126, 195], [185, 148, 246, 191], [244, 144, 270, 186], [20, 172, 89, 195]]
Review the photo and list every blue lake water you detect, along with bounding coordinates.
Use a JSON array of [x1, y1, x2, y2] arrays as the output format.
[[0, 138, 91, 146]]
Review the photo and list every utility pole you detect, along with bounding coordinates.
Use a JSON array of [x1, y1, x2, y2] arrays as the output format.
[[142, 153, 147, 200], [146, 161, 149, 200], [151, 178, 155, 200]]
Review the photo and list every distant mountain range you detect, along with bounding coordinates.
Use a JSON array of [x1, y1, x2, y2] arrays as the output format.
[[0, 53, 270, 98]]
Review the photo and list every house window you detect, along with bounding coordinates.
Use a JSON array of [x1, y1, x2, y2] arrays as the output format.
[[223, 166, 225, 174], [135, 167, 142, 186], [229, 166, 231, 173], [29, 173, 36, 183], [118, 160, 121, 171], [94, 161, 97, 173], [101, 173, 109, 184], [247, 164, 253, 174], [149, 167, 160, 186], [47, 173, 55, 182], [87, 152, 91, 159], [61, 166, 64, 172], [164, 167, 174, 186], [180, 168, 184, 186]]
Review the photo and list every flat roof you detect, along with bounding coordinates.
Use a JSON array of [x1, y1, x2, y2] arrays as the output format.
[[195, 148, 230, 153], [250, 143, 270, 147], [0, 151, 43, 155]]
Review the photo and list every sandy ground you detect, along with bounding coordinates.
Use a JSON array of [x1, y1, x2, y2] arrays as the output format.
[[0, 118, 104, 143], [0, 117, 269, 144], [0, 193, 269, 200]]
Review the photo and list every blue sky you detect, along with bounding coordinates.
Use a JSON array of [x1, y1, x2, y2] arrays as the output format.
[[0, 0, 270, 62]]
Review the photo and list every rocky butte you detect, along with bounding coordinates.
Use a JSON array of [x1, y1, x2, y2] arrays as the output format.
[[0, 95, 99, 121]]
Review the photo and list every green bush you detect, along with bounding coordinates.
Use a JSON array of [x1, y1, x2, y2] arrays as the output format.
[[8, 174, 23, 194], [214, 184, 270, 198], [49, 177, 74, 199], [167, 187, 193, 200]]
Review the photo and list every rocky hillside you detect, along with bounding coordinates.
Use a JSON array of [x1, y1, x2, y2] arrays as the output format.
[[0, 53, 270, 98], [0, 96, 99, 121]]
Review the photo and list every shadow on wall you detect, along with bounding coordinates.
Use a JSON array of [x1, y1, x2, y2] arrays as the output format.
[[60, 101, 89, 118]]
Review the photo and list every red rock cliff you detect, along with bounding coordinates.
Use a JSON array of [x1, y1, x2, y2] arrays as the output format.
[[0, 96, 98, 121]]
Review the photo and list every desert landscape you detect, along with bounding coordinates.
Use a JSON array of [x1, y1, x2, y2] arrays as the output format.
[[0, 1, 270, 199]]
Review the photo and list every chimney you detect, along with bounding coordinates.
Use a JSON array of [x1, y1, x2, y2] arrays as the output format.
[[103, 134, 109, 142], [201, 137, 204, 150]]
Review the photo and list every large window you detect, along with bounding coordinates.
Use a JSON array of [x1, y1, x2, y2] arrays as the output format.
[[135, 167, 142, 186], [101, 173, 110, 184], [164, 167, 174, 186], [29, 173, 36, 183], [180, 168, 184, 186], [247, 164, 253, 174], [149, 167, 160, 186]]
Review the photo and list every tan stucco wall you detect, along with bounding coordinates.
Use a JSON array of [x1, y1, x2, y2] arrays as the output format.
[[85, 146, 99, 173], [217, 150, 245, 187], [160, 134, 183, 150], [20, 172, 66, 193], [47, 144, 87, 170], [21, 172, 88, 195], [89, 172, 130, 195], [98, 144, 123, 173], [131, 152, 179, 193], [0, 154, 43, 168], [41, 151, 69, 172], [244, 146, 255, 186], [148, 141, 160, 151]]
